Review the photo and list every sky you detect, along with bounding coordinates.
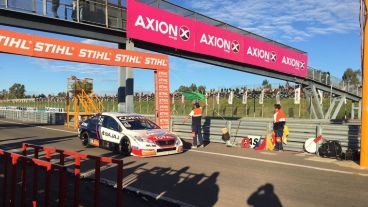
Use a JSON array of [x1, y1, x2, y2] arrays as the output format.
[[0, 0, 362, 95]]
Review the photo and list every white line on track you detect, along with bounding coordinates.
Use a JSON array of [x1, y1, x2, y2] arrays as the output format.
[[0, 119, 76, 134], [189, 150, 368, 177]]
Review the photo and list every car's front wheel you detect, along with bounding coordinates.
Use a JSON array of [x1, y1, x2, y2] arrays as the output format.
[[119, 137, 132, 156], [80, 131, 90, 147]]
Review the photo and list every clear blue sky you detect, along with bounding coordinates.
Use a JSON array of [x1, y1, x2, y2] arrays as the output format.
[[0, 0, 361, 95]]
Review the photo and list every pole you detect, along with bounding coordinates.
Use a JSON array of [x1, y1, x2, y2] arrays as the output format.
[[361, 0, 368, 167]]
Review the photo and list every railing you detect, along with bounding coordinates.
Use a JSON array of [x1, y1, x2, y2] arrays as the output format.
[[308, 67, 362, 96], [0, 148, 67, 207], [0, 0, 126, 30], [22, 143, 123, 207]]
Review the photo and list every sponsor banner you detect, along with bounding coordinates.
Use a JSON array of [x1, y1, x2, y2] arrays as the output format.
[[196, 21, 244, 62], [127, 0, 308, 77], [276, 91, 281, 104], [294, 86, 301, 104], [0, 29, 169, 70], [228, 91, 234, 105], [155, 70, 170, 130], [127, 0, 196, 52], [243, 37, 307, 77], [242, 90, 248, 104], [259, 89, 265, 105]]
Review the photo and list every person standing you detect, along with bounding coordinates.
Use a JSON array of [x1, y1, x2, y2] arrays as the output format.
[[184, 102, 204, 148], [52, 0, 60, 18], [273, 104, 286, 151]]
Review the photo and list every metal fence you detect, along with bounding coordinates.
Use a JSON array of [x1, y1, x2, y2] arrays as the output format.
[[171, 117, 361, 152], [0, 110, 66, 124]]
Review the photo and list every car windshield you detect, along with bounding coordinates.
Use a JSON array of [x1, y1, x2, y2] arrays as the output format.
[[117, 116, 160, 130]]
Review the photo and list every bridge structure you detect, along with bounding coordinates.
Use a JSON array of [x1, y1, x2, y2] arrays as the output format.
[[0, 0, 362, 120]]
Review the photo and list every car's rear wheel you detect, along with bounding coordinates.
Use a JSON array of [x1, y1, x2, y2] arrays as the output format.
[[120, 137, 132, 156], [80, 131, 89, 147]]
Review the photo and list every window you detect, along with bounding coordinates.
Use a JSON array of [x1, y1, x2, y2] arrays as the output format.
[[102, 116, 120, 132], [117, 116, 160, 130]]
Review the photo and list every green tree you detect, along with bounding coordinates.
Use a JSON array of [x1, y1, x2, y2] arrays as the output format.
[[57, 92, 67, 97], [262, 79, 271, 89], [198, 85, 206, 94], [176, 85, 190, 92], [71, 80, 93, 96], [189, 83, 197, 92], [8, 83, 25, 99], [342, 68, 361, 85], [0, 89, 8, 99]]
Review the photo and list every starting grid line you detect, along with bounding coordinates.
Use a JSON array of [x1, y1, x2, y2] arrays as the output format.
[[1, 119, 368, 177]]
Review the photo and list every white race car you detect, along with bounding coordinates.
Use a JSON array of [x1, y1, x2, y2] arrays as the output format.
[[78, 112, 184, 157]]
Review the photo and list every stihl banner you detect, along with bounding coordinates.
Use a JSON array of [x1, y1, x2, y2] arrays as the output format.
[[127, 0, 308, 77], [0, 29, 169, 70]]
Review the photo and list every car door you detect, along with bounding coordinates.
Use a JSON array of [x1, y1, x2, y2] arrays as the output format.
[[100, 116, 122, 144]]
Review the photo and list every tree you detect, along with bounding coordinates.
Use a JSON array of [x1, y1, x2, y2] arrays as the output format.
[[198, 85, 206, 94], [176, 85, 190, 92], [71, 80, 93, 96], [0, 89, 8, 99], [8, 83, 25, 99], [57, 92, 67, 97], [342, 68, 361, 85], [262, 79, 271, 89], [189, 83, 197, 92]]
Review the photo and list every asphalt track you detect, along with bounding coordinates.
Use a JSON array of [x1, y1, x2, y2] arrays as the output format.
[[1, 118, 368, 207]]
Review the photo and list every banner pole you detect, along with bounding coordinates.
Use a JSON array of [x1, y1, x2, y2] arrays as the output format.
[[361, 0, 368, 167]]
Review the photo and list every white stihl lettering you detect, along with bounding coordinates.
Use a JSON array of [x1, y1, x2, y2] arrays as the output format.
[[0, 36, 30, 50], [34, 42, 73, 55], [135, 15, 178, 38], [78, 49, 110, 60], [144, 57, 167, 66], [114, 54, 142, 63], [282, 56, 305, 69], [200, 34, 231, 52]]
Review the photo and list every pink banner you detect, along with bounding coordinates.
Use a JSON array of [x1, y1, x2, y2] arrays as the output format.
[[244, 37, 308, 77], [127, 0, 308, 77], [127, 0, 196, 52], [195, 21, 244, 62]]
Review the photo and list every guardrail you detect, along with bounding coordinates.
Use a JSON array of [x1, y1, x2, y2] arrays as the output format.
[[0, 148, 67, 207], [0, 109, 66, 124], [22, 143, 123, 207], [171, 117, 361, 152]]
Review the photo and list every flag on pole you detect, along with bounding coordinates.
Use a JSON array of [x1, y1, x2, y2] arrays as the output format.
[[205, 93, 208, 106], [228, 91, 234, 105], [294, 87, 301, 104], [216, 93, 220, 105], [259, 89, 265, 105], [242, 90, 248, 104], [276, 91, 281, 104]]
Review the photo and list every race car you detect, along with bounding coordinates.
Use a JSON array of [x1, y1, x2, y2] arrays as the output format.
[[78, 112, 184, 157]]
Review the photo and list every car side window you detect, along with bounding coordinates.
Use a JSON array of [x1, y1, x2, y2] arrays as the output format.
[[102, 116, 120, 132]]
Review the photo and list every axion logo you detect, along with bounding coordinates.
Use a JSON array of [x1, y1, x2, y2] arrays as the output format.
[[134, 15, 189, 42], [271, 51, 277, 62], [232, 40, 240, 53], [281, 56, 305, 70], [179, 26, 190, 41], [200, 33, 239, 53], [246, 46, 276, 63]]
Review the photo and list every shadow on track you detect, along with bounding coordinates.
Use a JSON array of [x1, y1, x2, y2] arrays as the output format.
[[247, 183, 283, 207]]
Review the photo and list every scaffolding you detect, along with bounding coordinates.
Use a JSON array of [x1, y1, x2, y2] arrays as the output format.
[[66, 76, 104, 128]]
